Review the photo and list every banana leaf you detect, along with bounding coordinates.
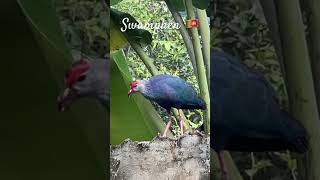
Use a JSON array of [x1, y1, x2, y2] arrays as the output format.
[[110, 8, 153, 51], [110, 50, 170, 144], [165, 0, 210, 11]]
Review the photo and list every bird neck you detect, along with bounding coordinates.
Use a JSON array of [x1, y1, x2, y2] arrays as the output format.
[[139, 80, 153, 98], [97, 92, 109, 108]]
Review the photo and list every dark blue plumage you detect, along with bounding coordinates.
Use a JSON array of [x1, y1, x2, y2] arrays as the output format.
[[211, 50, 308, 153], [139, 74, 205, 111], [128, 74, 206, 137]]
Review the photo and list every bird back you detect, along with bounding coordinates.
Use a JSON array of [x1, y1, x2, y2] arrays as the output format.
[[145, 74, 206, 110], [211, 50, 308, 153]]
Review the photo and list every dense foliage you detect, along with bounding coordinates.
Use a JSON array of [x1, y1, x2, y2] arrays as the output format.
[[113, 0, 204, 134], [55, 0, 109, 57]]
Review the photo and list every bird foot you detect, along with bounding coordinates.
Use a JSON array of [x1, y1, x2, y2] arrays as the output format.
[[177, 133, 185, 140], [192, 130, 205, 136], [157, 132, 168, 139], [179, 130, 204, 137]]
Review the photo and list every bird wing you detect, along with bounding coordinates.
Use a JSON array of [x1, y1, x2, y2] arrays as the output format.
[[149, 75, 199, 109], [212, 50, 307, 152]]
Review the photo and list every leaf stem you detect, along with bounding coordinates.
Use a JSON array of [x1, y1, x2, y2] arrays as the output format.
[[128, 41, 160, 75], [196, 8, 210, 84]]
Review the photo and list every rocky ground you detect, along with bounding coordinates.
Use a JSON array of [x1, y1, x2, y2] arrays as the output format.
[[110, 132, 210, 180]]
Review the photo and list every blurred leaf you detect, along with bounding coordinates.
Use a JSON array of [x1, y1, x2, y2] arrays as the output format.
[[57, 0, 109, 56], [192, 0, 210, 9], [275, 152, 297, 171], [245, 159, 272, 178], [245, 169, 257, 177], [164, 43, 171, 51], [111, 0, 124, 6], [110, 19, 128, 51], [0, 0, 106, 179], [166, 0, 210, 10], [168, 0, 185, 11], [255, 160, 273, 169]]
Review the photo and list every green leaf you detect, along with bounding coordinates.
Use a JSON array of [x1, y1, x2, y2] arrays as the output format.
[[192, 0, 210, 9], [110, 50, 169, 144], [167, 0, 210, 10], [110, 18, 128, 51], [110, 8, 152, 47], [0, 0, 106, 179], [168, 0, 185, 11], [111, 0, 124, 6], [164, 43, 171, 51]]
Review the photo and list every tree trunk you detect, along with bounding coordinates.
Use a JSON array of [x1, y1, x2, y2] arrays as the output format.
[[274, 1, 320, 180]]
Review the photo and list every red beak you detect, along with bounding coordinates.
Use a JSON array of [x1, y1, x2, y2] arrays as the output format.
[[57, 88, 78, 112], [128, 89, 133, 97]]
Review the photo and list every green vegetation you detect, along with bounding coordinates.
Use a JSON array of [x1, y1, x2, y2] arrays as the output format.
[[55, 0, 109, 57], [111, 0, 210, 139]]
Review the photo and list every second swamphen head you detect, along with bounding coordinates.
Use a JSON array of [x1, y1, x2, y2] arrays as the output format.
[[57, 57, 109, 112], [128, 74, 206, 136], [211, 49, 308, 179]]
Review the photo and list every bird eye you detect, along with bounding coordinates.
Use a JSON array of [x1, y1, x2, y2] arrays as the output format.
[[78, 75, 86, 82]]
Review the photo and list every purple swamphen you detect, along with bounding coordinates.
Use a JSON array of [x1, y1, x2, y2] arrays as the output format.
[[211, 49, 308, 180], [57, 57, 109, 112], [128, 74, 206, 136]]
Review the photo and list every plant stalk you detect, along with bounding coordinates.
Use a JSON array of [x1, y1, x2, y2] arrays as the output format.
[[128, 41, 160, 75], [185, 0, 210, 133], [196, 8, 210, 84], [275, 0, 320, 179], [164, 0, 198, 80], [305, 0, 320, 116]]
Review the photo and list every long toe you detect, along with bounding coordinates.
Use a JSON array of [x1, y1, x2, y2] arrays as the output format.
[[162, 119, 172, 137], [180, 120, 184, 136]]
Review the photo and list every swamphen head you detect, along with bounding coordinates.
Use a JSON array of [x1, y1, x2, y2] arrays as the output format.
[[58, 58, 109, 112], [128, 80, 144, 97], [128, 74, 206, 111]]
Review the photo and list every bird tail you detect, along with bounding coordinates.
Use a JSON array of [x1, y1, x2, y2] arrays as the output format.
[[197, 98, 206, 110], [282, 111, 308, 153], [181, 98, 206, 110]]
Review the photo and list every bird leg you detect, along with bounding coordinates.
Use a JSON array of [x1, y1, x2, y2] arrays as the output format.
[[178, 109, 184, 136], [218, 151, 229, 180], [162, 115, 172, 137], [180, 119, 184, 135]]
